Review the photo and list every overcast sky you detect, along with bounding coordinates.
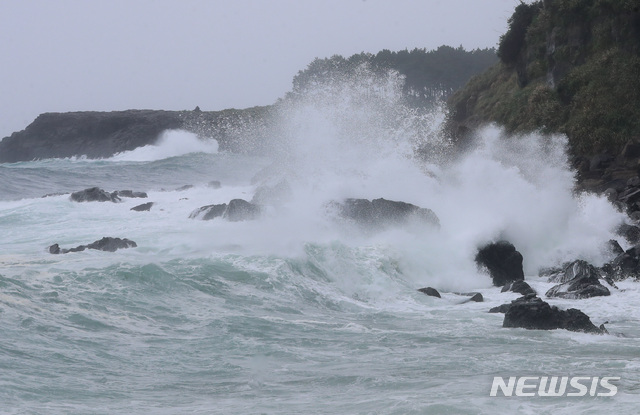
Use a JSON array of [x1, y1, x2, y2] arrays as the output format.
[[0, 0, 520, 138]]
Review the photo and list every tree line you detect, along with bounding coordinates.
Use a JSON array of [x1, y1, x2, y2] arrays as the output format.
[[288, 45, 497, 105]]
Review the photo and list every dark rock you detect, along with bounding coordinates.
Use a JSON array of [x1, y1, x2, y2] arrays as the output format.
[[501, 280, 536, 296], [175, 185, 194, 191], [70, 187, 121, 203], [546, 277, 611, 299], [417, 287, 441, 298], [225, 199, 261, 222], [546, 260, 595, 284], [616, 223, 640, 244], [608, 239, 625, 257], [189, 203, 228, 220], [545, 260, 611, 299], [189, 199, 261, 222], [489, 303, 513, 313], [86, 237, 137, 252], [48, 237, 136, 254], [207, 180, 221, 189], [475, 241, 525, 286], [455, 292, 484, 304], [113, 190, 148, 198], [332, 198, 439, 229], [601, 243, 640, 281], [503, 295, 605, 334], [468, 293, 484, 302], [539, 266, 563, 280], [131, 202, 154, 212]]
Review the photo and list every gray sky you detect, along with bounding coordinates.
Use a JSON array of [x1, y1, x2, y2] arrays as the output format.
[[0, 0, 519, 139]]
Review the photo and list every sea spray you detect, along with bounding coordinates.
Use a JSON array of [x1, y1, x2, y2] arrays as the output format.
[[112, 129, 219, 162], [233, 64, 625, 289]]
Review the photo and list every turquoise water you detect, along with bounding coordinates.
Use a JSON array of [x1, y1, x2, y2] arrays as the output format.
[[0, 129, 639, 414]]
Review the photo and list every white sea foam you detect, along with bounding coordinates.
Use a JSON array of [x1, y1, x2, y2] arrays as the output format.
[[111, 129, 218, 162]]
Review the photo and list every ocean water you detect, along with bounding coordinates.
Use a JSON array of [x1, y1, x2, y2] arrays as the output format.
[[1, 75, 640, 414]]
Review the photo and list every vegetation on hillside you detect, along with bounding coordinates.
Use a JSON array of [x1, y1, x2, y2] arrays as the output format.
[[448, 0, 640, 155], [288, 46, 497, 106]]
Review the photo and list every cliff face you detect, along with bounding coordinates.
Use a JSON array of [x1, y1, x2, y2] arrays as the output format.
[[0, 106, 273, 163], [448, 0, 640, 157]]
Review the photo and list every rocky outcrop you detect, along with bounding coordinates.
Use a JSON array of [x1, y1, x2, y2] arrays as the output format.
[[131, 202, 154, 212], [417, 287, 441, 298], [601, 243, 640, 282], [331, 198, 439, 229], [190, 203, 228, 220], [189, 199, 261, 222], [501, 280, 536, 296], [475, 241, 525, 286], [502, 294, 606, 334], [546, 276, 611, 299], [70, 187, 148, 203], [544, 260, 611, 299], [49, 237, 137, 254], [463, 293, 484, 303], [70, 187, 121, 203]]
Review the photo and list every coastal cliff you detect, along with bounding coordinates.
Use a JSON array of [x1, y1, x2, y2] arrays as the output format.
[[447, 0, 640, 181], [0, 106, 273, 162]]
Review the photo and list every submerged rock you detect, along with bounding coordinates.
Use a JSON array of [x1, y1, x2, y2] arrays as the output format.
[[417, 287, 441, 298], [70, 187, 120, 203], [501, 280, 536, 296], [475, 241, 525, 286], [503, 295, 605, 334], [113, 190, 148, 199], [70, 187, 148, 203], [466, 293, 484, 303], [48, 237, 137, 254], [190, 203, 228, 220], [331, 198, 439, 229], [131, 202, 154, 212], [189, 199, 261, 222]]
